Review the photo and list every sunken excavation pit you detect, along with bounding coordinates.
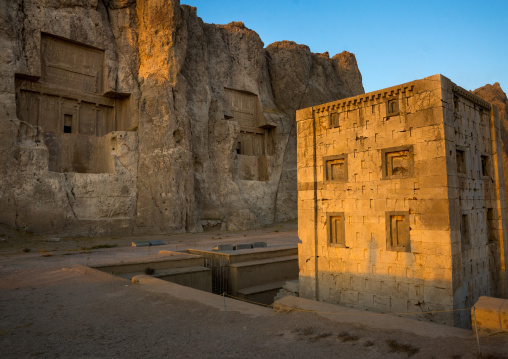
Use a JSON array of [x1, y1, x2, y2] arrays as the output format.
[[93, 243, 298, 306]]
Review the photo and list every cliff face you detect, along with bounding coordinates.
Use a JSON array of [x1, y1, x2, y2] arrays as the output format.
[[473, 83, 508, 121], [0, 0, 364, 236]]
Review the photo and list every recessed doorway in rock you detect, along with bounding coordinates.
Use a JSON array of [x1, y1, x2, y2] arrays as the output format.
[[15, 33, 133, 174], [63, 114, 72, 133]]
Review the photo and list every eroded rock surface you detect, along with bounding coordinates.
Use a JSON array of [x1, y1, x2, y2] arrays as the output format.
[[0, 0, 364, 236], [473, 83, 507, 121]]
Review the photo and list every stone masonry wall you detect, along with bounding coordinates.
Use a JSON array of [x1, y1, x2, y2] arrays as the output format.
[[441, 77, 508, 327], [297, 75, 455, 325], [296, 74, 508, 327]]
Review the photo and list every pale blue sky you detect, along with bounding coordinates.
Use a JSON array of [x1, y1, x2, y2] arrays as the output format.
[[181, 0, 507, 94]]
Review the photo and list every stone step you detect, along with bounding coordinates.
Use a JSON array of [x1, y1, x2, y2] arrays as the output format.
[[273, 279, 300, 302], [229, 255, 298, 295], [92, 251, 204, 275], [237, 280, 288, 305], [118, 266, 212, 292]]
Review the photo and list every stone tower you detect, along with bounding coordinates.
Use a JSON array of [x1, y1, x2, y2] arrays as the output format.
[[296, 74, 508, 328]]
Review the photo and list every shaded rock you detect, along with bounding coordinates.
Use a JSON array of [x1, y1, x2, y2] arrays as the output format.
[[473, 82, 507, 121], [0, 0, 364, 236]]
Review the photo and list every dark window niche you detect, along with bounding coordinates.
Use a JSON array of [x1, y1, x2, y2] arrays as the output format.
[[386, 99, 399, 117], [386, 211, 410, 252], [456, 148, 466, 174], [63, 114, 72, 133], [460, 213, 470, 249], [329, 112, 340, 129], [481, 155, 490, 177], [487, 208, 497, 243], [328, 212, 346, 247]]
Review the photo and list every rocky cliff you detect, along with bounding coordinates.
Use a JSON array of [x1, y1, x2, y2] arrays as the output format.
[[0, 0, 364, 236], [473, 83, 508, 121]]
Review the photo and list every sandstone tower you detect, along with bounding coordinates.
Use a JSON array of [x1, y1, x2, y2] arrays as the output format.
[[296, 74, 508, 327]]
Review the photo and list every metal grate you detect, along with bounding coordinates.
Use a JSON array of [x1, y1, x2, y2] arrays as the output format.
[[204, 257, 230, 295]]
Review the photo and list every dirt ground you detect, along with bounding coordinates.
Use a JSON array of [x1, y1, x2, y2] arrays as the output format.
[[0, 222, 507, 358]]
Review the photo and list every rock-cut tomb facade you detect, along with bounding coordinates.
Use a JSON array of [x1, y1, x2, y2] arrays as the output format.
[[1, 1, 365, 236]]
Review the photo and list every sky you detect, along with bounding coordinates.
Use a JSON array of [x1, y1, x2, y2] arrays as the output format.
[[181, 0, 507, 94]]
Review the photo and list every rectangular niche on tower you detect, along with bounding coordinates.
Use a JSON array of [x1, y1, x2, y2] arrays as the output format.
[[460, 213, 470, 249], [481, 155, 491, 177], [329, 112, 340, 129], [386, 98, 399, 117], [456, 147, 466, 175], [487, 208, 497, 243], [382, 145, 414, 179], [225, 88, 276, 181], [323, 155, 348, 183], [328, 213, 346, 247], [386, 211, 410, 252], [454, 95, 460, 113]]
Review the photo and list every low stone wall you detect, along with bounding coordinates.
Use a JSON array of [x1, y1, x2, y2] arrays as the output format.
[[472, 296, 508, 335]]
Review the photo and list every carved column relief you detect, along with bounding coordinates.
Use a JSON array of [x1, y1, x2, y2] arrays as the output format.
[[15, 33, 131, 174], [225, 88, 275, 181]]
